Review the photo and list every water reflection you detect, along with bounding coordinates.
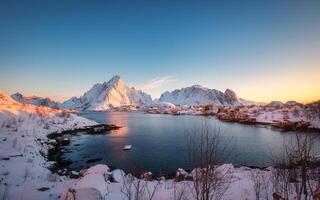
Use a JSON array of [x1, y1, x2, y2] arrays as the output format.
[[107, 112, 129, 136], [66, 112, 320, 174]]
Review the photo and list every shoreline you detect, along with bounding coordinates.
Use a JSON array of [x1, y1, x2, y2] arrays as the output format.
[[107, 109, 320, 132], [1, 104, 318, 199], [45, 123, 272, 180], [42, 111, 319, 180], [45, 124, 121, 176]]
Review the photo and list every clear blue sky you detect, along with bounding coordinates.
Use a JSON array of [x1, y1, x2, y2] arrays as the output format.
[[1, 0, 320, 102]]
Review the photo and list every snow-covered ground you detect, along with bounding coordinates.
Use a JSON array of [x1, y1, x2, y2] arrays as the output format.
[[0, 91, 97, 199], [61, 164, 263, 200], [1, 90, 319, 200], [145, 101, 320, 130], [0, 91, 259, 200]]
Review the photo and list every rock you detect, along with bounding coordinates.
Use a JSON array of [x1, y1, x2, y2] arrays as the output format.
[[48, 139, 57, 145], [272, 192, 285, 200], [111, 169, 125, 183], [141, 171, 152, 181], [83, 164, 110, 176], [64, 187, 102, 200], [37, 187, 50, 192], [175, 168, 190, 182], [71, 171, 79, 176], [64, 173, 108, 200], [70, 171, 80, 179]]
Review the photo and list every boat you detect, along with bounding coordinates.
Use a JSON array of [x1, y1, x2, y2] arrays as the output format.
[[123, 145, 132, 150]]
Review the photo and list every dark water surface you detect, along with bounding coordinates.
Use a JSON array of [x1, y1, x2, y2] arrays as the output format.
[[61, 112, 319, 174]]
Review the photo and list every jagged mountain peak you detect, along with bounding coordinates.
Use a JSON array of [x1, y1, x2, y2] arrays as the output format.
[[191, 84, 208, 90], [61, 76, 152, 111], [159, 85, 240, 107], [224, 89, 238, 103], [108, 75, 121, 83]]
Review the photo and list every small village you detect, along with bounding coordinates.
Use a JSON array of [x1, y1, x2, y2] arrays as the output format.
[[144, 101, 317, 131]]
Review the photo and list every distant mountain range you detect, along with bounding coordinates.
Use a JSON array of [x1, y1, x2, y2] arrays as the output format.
[[4, 76, 260, 110], [11, 92, 60, 108]]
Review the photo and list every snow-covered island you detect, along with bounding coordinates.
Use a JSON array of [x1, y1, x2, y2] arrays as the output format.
[[145, 100, 320, 131]]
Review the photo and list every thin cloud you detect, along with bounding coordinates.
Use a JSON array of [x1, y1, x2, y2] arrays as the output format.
[[140, 76, 179, 90]]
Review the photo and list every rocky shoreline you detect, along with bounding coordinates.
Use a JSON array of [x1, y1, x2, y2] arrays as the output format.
[[144, 103, 320, 132], [45, 124, 121, 177], [44, 122, 271, 181]]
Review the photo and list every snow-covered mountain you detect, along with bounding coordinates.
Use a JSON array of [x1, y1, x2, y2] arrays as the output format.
[[0, 90, 19, 105], [158, 85, 241, 106], [11, 92, 60, 108], [60, 76, 153, 111]]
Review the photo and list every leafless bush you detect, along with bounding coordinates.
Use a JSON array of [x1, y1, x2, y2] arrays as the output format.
[[121, 172, 160, 200], [271, 133, 320, 200], [172, 181, 189, 200], [12, 138, 17, 148], [304, 101, 320, 120], [145, 180, 160, 200], [0, 178, 9, 200], [43, 122, 50, 130], [251, 169, 272, 200], [2, 118, 17, 129], [56, 112, 71, 119], [185, 121, 234, 200], [22, 167, 29, 183]]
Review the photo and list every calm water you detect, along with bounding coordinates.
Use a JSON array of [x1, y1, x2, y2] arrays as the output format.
[[61, 112, 319, 174]]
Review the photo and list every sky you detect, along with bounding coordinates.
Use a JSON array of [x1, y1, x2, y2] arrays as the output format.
[[0, 0, 320, 103]]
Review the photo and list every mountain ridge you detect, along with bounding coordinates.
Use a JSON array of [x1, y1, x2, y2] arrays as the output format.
[[11, 92, 61, 108], [158, 85, 241, 107], [60, 75, 153, 111]]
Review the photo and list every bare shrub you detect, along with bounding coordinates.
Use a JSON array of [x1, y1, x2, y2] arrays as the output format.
[[121, 172, 160, 200], [56, 112, 71, 118], [271, 133, 320, 200], [251, 169, 272, 200], [185, 120, 234, 200], [0, 178, 9, 200], [304, 101, 320, 120], [43, 123, 50, 130], [172, 181, 189, 200]]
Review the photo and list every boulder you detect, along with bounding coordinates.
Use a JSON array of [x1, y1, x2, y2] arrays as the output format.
[[175, 168, 191, 182], [64, 165, 110, 200], [111, 169, 125, 183], [64, 173, 108, 200]]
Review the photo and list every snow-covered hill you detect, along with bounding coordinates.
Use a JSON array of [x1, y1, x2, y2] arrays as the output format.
[[11, 92, 61, 108], [0, 90, 18, 105], [60, 76, 152, 111], [0, 90, 98, 199], [159, 85, 241, 107]]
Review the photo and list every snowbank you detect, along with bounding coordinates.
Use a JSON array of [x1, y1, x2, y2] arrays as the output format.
[[0, 94, 97, 199]]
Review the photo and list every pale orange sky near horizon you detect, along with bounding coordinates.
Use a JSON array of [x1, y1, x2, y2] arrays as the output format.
[[4, 71, 319, 104], [235, 70, 320, 104]]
